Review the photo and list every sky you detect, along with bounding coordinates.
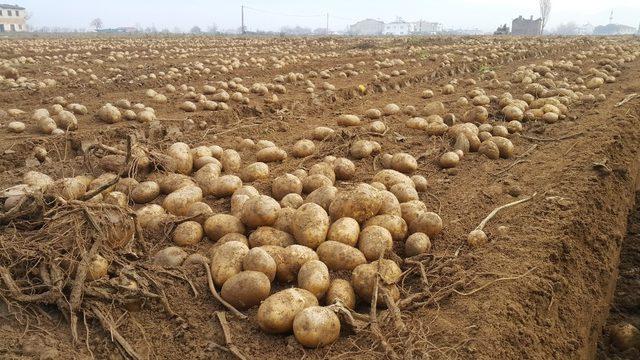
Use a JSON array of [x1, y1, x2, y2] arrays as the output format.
[[15, 0, 640, 32]]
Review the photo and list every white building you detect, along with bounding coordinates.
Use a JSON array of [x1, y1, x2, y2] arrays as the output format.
[[411, 20, 443, 35], [0, 3, 26, 32], [349, 19, 384, 36], [384, 18, 410, 35]]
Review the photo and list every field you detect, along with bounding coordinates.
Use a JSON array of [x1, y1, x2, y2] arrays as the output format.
[[1, 35, 640, 359]]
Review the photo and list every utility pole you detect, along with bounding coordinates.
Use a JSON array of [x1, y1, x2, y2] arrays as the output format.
[[326, 13, 329, 35], [241, 5, 245, 34]]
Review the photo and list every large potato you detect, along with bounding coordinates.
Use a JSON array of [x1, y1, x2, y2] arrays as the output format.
[[291, 203, 330, 249], [272, 173, 303, 200], [365, 215, 407, 241], [210, 175, 243, 197], [316, 241, 366, 271], [220, 271, 271, 310], [167, 142, 193, 175], [172, 221, 203, 246], [162, 185, 203, 216], [204, 214, 246, 241], [136, 204, 167, 231], [297, 260, 330, 299], [357, 225, 393, 261], [372, 169, 414, 189], [240, 195, 281, 228], [256, 147, 287, 162], [408, 211, 443, 238], [243, 247, 277, 281], [248, 226, 295, 248], [257, 288, 318, 334], [303, 186, 337, 211], [328, 184, 381, 223], [351, 259, 401, 304], [221, 149, 242, 172], [210, 241, 249, 286], [325, 279, 356, 309], [130, 181, 160, 204], [277, 244, 319, 283], [327, 217, 360, 246], [293, 306, 341, 348], [194, 163, 222, 195]]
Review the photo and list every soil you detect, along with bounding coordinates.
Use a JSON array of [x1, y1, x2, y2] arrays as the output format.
[[1, 35, 640, 359]]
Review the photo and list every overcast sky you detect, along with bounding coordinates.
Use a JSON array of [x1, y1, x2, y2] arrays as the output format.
[[17, 0, 640, 32]]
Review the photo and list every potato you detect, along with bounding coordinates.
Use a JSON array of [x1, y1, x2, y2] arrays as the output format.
[[215, 233, 249, 250], [312, 126, 335, 140], [257, 288, 319, 334], [158, 173, 194, 194], [55, 110, 78, 130], [292, 169, 308, 180], [277, 244, 319, 283], [423, 101, 445, 116], [365, 108, 382, 119], [350, 139, 374, 159], [97, 104, 122, 123], [47, 178, 86, 200], [337, 114, 361, 126], [328, 184, 381, 223], [333, 158, 355, 180], [272, 173, 303, 200], [365, 215, 407, 241], [479, 140, 500, 159], [302, 174, 333, 194], [273, 207, 295, 233], [351, 259, 401, 303], [241, 162, 269, 182], [210, 241, 249, 286], [304, 186, 338, 211], [173, 221, 203, 246], [136, 204, 167, 231], [240, 195, 281, 228], [316, 241, 367, 271], [243, 247, 277, 281], [220, 271, 271, 310], [281, 193, 304, 209], [130, 181, 160, 204], [298, 260, 330, 299], [166, 142, 193, 175], [184, 202, 214, 224], [326, 279, 356, 309], [291, 203, 330, 249], [210, 175, 242, 197], [400, 200, 427, 227], [369, 121, 387, 134], [292, 139, 316, 158], [153, 246, 188, 268], [204, 214, 246, 241], [357, 225, 393, 261], [249, 226, 295, 248], [103, 191, 128, 208], [221, 149, 242, 172], [7, 121, 25, 133], [327, 217, 360, 246], [405, 232, 431, 256], [256, 147, 287, 162], [490, 137, 514, 158], [194, 156, 221, 170], [408, 211, 443, 238], [390, 153, 417, 174], [467, 229, 488, 247], [372, 169, 413, 189], [180, 101, 197, 112], [293, 306, 341, 348], [377, 190, 402, 217], [389, 183, 419, 203], [162, 185, 202, 216], [411, 175, 428, 192], [194, 163, 222, 194], [86, 254, 109, 281], [439, 151, 460, 168], [463, 106, 489, 123]]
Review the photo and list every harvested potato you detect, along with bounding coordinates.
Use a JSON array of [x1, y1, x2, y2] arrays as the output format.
[[256, 147, 287, 162], [130, 181, 160, 204], [249, 226, 295, 248], [325, 279, 356, 309], [257, 288, 318, 334], [337, 114, 361, 126], [167, 142, 193, 175], [292, 139, 316, 158], [391, 153, 417, 173], [158, 173, 194, 194], [378, 190, 402, 216], [241, 162, 269, 182], [216, 233, 249, 249], [490, 137, 515, 158], [97, 104, 122, 123], [172, 221, 203, 246], [220, 271, 271, 310], [302, 174, 333, 194], [408, 211, 443, 238], [316, 241, 367, 271], [86, 254, 109, 281], [210, 175, 243, 197], [328, 184, 381, 223], [292, 203, 330, 249], [439, 151, 460, 168], [365, 215, 407, 241], [351, 259, 401, 303], [186, 202, 214, 224], [204, 214, 246, 241], [293, 306, 341, 348], [272, 173, 303, 200], [405, 232, 431, 256], [411, 175, 428, 192], [389, 183, 419, 203], [327, 217, 360, 246], [243, 247, 277, 281], [333, 158, 355, 180], [47, 178, 87, 200], [210, 241, 249, 286], [153, 246, 188, 268], [298, 260, 330, 299], [312, 126, 335, 140], [357, 225, 393, 261], [240, 195, 281, 228], [221, 149, 242, 172], [350, 140, 375, 159], [162, 185, 203, 216], [281, 193, 304, 208], [304, 186, 338, 211], [467, 229, 488, 247], [273, 207, 295, 234], [479, 140, 500, 159], [309, 162, 336, 183], [277, 244, 319, 283], [372, 169, 414, 189], [136, 204, 167, 231]]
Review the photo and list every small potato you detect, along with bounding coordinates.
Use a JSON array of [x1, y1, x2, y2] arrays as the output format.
[[372, 169, 414, 189], [86, 254, 109, 281], [389, 183, 419, 203], [293, 306, 341, 348], [439, 151, 460, 168], [243, 247, 277, 281], [204, 214, 246, 241], [281, 193, 304, 208], [272, 173, 303, 200], [479, 140, 500, 159], [337, 114, 361, 126], [130, 181, 160, 204], [333, 158, 355, 180], [153, 246, 188, 268], [351, 260, 401, 303], [210, 175, 243, 197], [292, 139, 316, 158], [302, 174, 333, 194], [365, 215, 407, 241], [162, 185, 203, 216], [405, 232, 431, 257], [378, 190, 402, 216], [327, 217, 360, 246], [292, 203, 330, 249], [241, 162, 269, 182], [316, 241, 367, 271], [411, 175, 428, 192], [173, 221, 203, 246], [167, 142, 193, 175], [391, 153, 417, 173], [298, 260, 330, 299], [210, 241, 250, 286], [256, 147, 287, 162], [257, 288, 318, 334], [350, 140, 374, 159], [357, 225, 393, 261], [313, 126, 335, 140], [249, 226, 295, 248], [328, 183, 381, 223], [369, 120, 387, 133], [490, 137, 514, 158], [240, 195, 281, 228], [408, 211, 443, 238], [325, 279, 356, 309], [221, 271, 271, 310], [467, 229, 488, 247], [221, 149, 242, 172], [304, 186, 338, 211]]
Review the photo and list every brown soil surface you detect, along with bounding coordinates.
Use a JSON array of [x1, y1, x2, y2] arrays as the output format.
[[1, 36, 640, 359]]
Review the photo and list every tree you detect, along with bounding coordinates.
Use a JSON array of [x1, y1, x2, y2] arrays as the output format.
[[539, 0, 551, 34], [190, 26, 202, 34], [554, 22, 578, 35], [90, 18, 103, 30], [207, 23, 218, 34]]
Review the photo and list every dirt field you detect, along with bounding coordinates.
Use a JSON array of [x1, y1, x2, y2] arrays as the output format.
[[1, 35, 640, 359]]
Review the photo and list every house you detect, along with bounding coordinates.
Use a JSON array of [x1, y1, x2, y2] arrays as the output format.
[[384, 18, 410, 35], [511, 15, 542, 35], [0, 3, 26, 32], [593, 23, 637, 35], [411, 20, 442, 35], [349, 19, 384, 36]]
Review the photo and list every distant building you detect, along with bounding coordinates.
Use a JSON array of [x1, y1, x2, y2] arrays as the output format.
[[411, 20, 442, 35], [512, 15, 542, 35], [593, 23, 637, 35], [96, 27, 138, 34], [576, 23, 594, 35], [0, 4, 26, 32], [494, 24, 510, 35], [349, 19, 384, 36], [384, 18, 410, 35]]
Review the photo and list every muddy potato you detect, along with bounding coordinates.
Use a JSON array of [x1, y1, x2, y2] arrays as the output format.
[[162, 185, 203, 216], [240, 195, 281, 228], [158, 173, 194, 194], [327, 217, 360, 246], [291, 203, 330, 249], [357, 225, 393, 261], [221, 149, 242, 172], [194, 163, 222, 194], [337, 114, 361, 127], [391, 153, 418, 173], [153, 246, 188, 268], [241, 162, 269, 182], [103, 191, 128, 208], [277, 245, 319, 283], [231, 194, 250, 217], [167, 142, 193, 175], [293, 306, 341, 348], [130, 181, 160, 204], [302, 174, 333, 194], [304, 186, 338, 211], [281, 193, 304, 208], [350, 139, 374, 159], [490, 136, 515, 158], [467, 229, 488, 247], [215, 233, 249, 250], [333, 158, 355, 180], [211, 175, 243, 197], [439, 151, 460, 168], [325, 279, 356, 309], [220, 271, 271, 310], [193, 156, 220, 170], [309, 162, 336, 183], [351, 260, 401, 303], [273, 207, 295, 234], [369, 120, 387, 134], [312, 126, 335, 140], [257, 288, 319, 334], [316, 241, 367, 271], [411, 175, 428, 192], [172, 221, 203, 246], [479, 140, 500, 159], [204, 214, 246, 241], [47, 178, 86, 200], [409, 211, 443, 238], [372, 169, 414, 189], [23, 171, 53, 190], [136, 204, 167, 231], [243, 247, 277, 281], [292, 139, 316, 158], [249, 226, 295, 248], [272, 173, 303, 200], [328, 183, 381, 223], [378, 190, 402, 216], [405, 232, 431, 256], [186, 202, 214, 224], [256, 147, 287, 162], [390, 183, 419, 203], [298, 260, 330, 299], [210, 241, 250, 286], [365, 215, 408, 241], [86, 254, 109, 281]]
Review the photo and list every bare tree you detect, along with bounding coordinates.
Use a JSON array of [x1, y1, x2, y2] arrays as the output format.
[[90, 18, 103, 30], [539, 0, 551, 34]]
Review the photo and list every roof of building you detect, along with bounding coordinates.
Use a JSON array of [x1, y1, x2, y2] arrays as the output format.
[[0, 4, 25, 10], [353, 18, 384, 24]]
